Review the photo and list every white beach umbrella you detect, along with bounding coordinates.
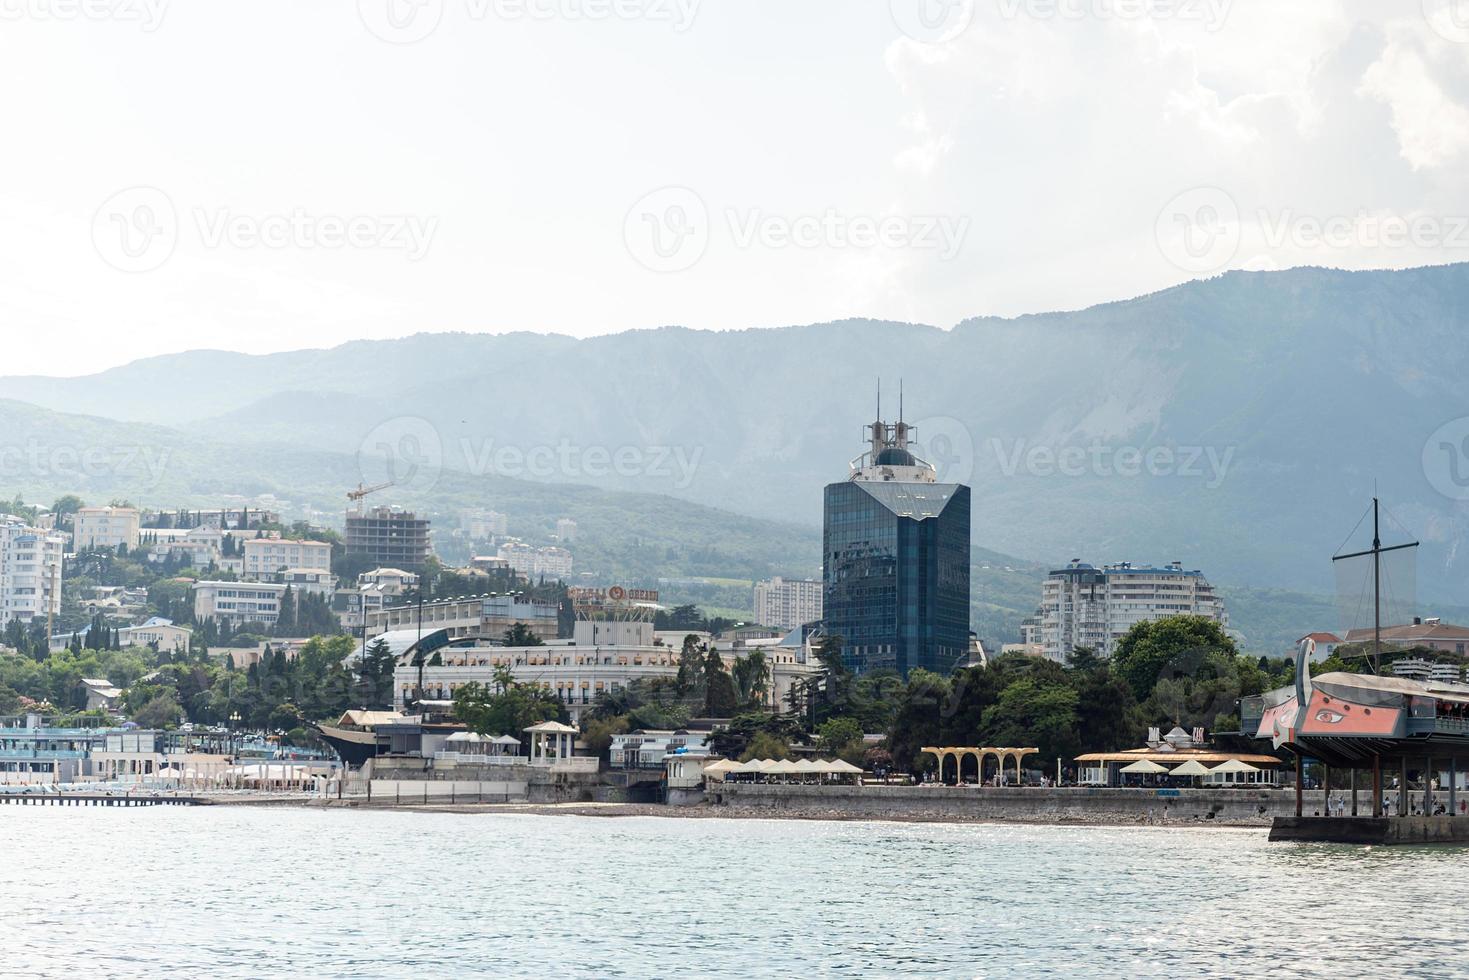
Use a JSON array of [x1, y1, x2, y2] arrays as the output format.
[[1209, 759, 1260, 774], [1119, 760, 1169, 774]]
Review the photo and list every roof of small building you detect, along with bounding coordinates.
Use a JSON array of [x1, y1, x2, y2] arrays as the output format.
[[523, 720, 578, 734], [1075, 747, 1282, 765], [1343, 622, 1469, 642]]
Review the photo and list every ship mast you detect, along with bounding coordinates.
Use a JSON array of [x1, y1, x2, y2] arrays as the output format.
[[1332, 497, 1418, 675]]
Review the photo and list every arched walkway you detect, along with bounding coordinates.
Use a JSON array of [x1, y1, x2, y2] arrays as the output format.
[[922, 746, 1041, 786]]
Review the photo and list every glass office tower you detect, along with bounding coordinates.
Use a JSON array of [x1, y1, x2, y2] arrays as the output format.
[[822, 415, 971, 676]]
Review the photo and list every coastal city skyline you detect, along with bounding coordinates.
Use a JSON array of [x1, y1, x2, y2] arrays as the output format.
[[7, 2, 1469, 976]]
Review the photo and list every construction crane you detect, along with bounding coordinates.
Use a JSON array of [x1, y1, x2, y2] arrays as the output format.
[[347, 481, 394, 504]]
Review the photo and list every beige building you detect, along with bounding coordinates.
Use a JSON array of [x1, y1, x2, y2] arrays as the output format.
[[193, 580, 288, 628], [73, 506, 141, 552], [242, 537, 333, 579], [1344, 617, 1469, 657]]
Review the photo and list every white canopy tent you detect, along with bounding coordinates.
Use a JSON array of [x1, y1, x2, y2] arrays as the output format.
[[1209, 759, 1260, 774], [1119, 760, 1170, 775]]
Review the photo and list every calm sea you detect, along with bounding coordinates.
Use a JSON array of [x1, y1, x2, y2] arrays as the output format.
[[4, 807, 1464, 978]]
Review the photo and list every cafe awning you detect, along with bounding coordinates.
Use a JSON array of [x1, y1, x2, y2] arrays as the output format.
[[1119, 760, 1170, 774], [1169, 760, 1212, 777], [1209, 759, 1260, 774]]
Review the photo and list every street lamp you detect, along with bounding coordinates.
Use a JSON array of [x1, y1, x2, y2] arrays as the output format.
[[229, 711, 242, 758]]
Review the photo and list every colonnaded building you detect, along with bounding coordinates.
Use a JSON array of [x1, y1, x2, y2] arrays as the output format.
[[821, 409, 972, 677], [390, 587, 820, 723]]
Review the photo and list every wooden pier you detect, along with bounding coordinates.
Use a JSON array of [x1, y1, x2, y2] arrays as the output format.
[[0, 794, 210, 807]]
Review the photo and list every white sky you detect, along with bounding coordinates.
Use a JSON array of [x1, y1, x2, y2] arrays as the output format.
[[2, 0, 1468, 376]]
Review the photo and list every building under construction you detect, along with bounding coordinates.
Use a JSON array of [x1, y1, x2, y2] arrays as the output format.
[[345, 505, 432, 569]]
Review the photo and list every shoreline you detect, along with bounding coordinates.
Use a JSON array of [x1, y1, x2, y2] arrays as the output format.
[[287, 798, 1274, 829]]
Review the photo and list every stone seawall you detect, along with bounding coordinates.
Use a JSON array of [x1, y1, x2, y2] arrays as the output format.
[[712, 783, 1304, 826]]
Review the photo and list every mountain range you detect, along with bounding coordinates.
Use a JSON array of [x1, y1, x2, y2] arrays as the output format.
[[5, 262, 1469, 650]]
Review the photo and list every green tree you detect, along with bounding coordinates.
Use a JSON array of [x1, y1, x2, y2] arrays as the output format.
[[131, 692, 183, 729], [703, 647, 737, 717], [452, 679, 568, 736], [355, 638, 396, 709], [50, 495, 84, 529], [886, 669, 952, 774], [1073, 670, 1138, 753], [503, 622, 544, 647], [817, 716, 863, 756], [740, 730, 790, 762], [676, 634, 705, 697], [580, 714, 630, 761], [1110, 615, 1239, 702], [980, 678, 1081, 764], [731, 649, 770, 708]]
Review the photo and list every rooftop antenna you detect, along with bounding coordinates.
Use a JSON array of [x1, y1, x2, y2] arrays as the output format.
[[899, 379, 904, 424]]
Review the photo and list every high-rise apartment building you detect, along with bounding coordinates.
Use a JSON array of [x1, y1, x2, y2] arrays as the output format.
[[1035, 559, 1228, 662], [753, 577, 823, 631], [0, 516, 65, 627]]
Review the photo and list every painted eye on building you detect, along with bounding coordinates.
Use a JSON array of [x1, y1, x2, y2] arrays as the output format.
[[1314, 709, 1345, 725]]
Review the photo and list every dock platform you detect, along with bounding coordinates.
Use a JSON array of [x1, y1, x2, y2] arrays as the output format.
[[1270, 816, 1469, 845], [0, 794, 211, 807]]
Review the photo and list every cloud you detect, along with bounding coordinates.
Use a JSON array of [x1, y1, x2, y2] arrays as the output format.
[[1360, 31, 1469, 170]]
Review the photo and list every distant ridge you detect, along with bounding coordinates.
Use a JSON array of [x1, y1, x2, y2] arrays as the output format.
[[2, 263, 1467, 604]]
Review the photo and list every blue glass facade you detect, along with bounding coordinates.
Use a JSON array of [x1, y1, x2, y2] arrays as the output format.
[[822, 481, 971, 676]]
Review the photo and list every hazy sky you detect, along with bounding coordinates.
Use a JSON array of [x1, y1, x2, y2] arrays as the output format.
[[3, 0, 1468, 376]]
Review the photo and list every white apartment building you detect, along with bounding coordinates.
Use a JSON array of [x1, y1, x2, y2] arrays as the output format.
[[753, 577, 823, 631], [358, 567, 419, 597], [1390, 658, 1464, 685], [1035, 560, 1228, 662], [497, 542, 573, 581], [144, 526, 223, 566], [464, 509, 508, 539], [242, 538, 332, 579], [193, 581, 288, 628], [73, 506, 141, 552], [0, 516, 65, 627], [555, 518, 577, 542]]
